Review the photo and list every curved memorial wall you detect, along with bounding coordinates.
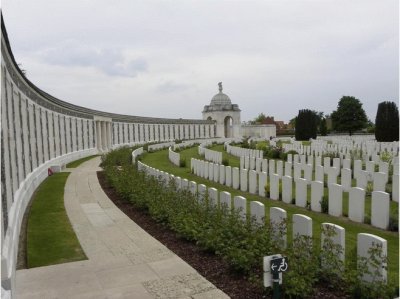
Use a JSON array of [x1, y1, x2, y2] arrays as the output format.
[[1, 18, 215, 295]]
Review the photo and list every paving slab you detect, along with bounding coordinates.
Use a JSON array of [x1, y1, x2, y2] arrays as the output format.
[[16, 157, 229, 299]]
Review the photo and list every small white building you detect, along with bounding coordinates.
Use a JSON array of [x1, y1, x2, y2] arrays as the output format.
[[202, 83, 276, 139]]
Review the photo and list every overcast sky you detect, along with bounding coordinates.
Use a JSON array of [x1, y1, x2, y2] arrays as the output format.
[[2, 0, 398, 122]]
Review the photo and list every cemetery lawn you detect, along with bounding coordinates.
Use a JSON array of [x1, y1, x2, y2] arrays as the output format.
[[66, 155, 98, 168], [141, 147, 399, 285], [26, 172, 87, 268]]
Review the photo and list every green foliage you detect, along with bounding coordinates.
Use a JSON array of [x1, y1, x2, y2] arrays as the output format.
[[100, 146, 134, 167], [179, 157, 187, 167], [295, 109, 318, 141], [320, 195, 329, 214], [331, 96, 368, 135], [345, 244, 396, 299], [283, 235, 318, 298], [375, 101, 399, 142], [319, 117, 328, 136], [222, 157, 229, 166], [263, 146, 283, 159]]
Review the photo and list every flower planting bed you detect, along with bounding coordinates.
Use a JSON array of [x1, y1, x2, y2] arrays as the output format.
[[97, 170, 350, 299]]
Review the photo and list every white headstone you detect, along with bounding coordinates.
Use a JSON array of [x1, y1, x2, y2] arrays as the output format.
[[310, 181, 323, 212], [357, 233, 387, 282], [282, 175, 293, 204], [323, 157, 331, 173], [249, 170, 258, 194], [371, 191, 390, 230], [270, 174, 280, 200], [262, 159, 268, 173], [315, 165, 324, 182], [198, 184, 207, 201], [189, 181, 197, 195], [373, 172, 386, 192], [269, 160, 276, 176], [219, 164, 225, 185], [213, 163, 219, 183], [304, 164, 313, 184], [327, 167, 338, 185], [295, 178, 308, 207], [225, 166, 232, 187], [250, 201, 265, 225], [392, 174, 399, 202], [234, 195, 247, 220], [276, 160, 283, 178], [232, 167, 240, 189], [353, 160, 362, 179], [250, 157, 256, 170], [293, 163, 302, 180], [284, 162, 292, 177], [356, 170, 368, 189], [328, 183, 343, 217], [258, 172, 267, 197], [240, 169, 248, 192], [315, 155, 322, 166], [270, 207, 287, 248], [220, 191, 232, 210], [349, 187, 365, 223], [208, 163, 214, 181], [208, 187, 218, 207], [321, 223, 345, 262], [293, 214, 312, 238], [341, 168, 352, 192], [204, 161, 209, 179], [342, 159, 351, 170]]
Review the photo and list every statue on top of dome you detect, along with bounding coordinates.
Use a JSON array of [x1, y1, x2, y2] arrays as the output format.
[[218, 82, 223, 93]]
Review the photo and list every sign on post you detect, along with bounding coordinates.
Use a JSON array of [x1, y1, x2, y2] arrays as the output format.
[[270, 257, 288, 274]]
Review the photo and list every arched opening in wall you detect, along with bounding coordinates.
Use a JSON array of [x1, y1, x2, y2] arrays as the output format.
[[224, 116, 233, 138], [207, 116, 212, 121]]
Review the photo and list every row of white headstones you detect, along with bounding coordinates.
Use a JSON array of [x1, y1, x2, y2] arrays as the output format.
[[136, 158, 388, 284]]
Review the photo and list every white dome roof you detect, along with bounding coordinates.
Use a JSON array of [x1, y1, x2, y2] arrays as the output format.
[[210, 92, 232, 106]]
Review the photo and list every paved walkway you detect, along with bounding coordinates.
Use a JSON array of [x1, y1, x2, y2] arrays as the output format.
[[16, 157, 229, 299]]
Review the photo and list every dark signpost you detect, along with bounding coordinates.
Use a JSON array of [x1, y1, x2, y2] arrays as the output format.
[[270, 256, 288, 299]]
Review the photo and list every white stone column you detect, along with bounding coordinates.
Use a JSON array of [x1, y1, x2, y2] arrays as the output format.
[[36, 107, 44, 163], [107, 122, 111, 150], [28, 103, 38, 168], [77, 118, 83, 151], [102, 122, 107, 150], [96, 121, 102, 152], [88, 120, 93, 149], [42, 110, 50, 160], [21, 98, 31, 175]]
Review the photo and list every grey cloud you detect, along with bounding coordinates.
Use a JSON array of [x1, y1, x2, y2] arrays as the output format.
[[38, 40, 148, 77]]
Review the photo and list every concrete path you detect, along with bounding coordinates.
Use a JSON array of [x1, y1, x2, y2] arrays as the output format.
[[16, 157, 229, 299]]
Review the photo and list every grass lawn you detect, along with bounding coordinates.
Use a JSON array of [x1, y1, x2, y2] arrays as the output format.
[[141, 147, 399, 285], [27, 172, 87, 268], [66, 155, 98, 168]]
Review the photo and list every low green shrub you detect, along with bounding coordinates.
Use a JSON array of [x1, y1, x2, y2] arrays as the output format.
[[179, 157, 186, 167], [222, 157, 229, 166]]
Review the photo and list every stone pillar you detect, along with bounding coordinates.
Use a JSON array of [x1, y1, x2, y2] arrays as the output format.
[[96, 121, 102, 152]]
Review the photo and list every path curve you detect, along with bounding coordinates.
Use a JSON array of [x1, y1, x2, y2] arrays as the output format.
[[16, 157, 229, 299]]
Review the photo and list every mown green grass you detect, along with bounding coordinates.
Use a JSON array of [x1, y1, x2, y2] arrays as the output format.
[[141, 147, 399, 285], [27, 173, 86, 268], [66, 155, 98, 168]]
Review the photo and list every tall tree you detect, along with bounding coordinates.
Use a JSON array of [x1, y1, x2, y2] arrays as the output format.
[[375, 101, 399, 142], [319, 117, 328, 136], [295, 109, 318, 140], [331, 96, 367, 135]]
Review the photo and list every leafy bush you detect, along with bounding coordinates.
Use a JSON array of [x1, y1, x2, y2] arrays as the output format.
[[179, 157, 186, 167], [222, 157, 229, 166], [320, 195, 329, 214]]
